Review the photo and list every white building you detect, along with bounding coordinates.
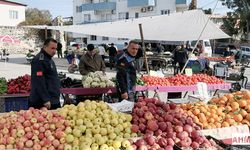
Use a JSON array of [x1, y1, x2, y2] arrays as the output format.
[[0, 0, 26, 27], [73, 0, 188, 48]]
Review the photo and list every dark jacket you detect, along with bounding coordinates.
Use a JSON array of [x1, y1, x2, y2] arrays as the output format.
[[107, 46, 117, 57], [116, 51, 136, 94], [174, 49, 189, 64], [79, 53, 106, 75], [30, 49, 60, 107]]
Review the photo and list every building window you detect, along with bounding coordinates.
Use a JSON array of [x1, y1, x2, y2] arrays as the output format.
[[135, 12, 139, 18], [91, 35, 97, 41], [84, 14, 91, 23], [161, 10, 170, 15], [9, 10, 18, 19], [102, 36, 109, 41], [125, 12, 129, 19], [118, 38, 129, 41], [118, 12, 126, 20], [76, 6, 81, 13]]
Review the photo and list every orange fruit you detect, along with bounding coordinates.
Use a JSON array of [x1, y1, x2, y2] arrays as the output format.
[[245, 105, 250, 113], [208, 118, 215, 123], [226, 93, 234, 100], [242, 119, 250, 125], [192, 109, 200, 116], [225, 106, 232, 112], [238, 100, 247, 108], [222, 122, 230, 127], [231, 102, 240, 111], [247, 100, 250, 105], [215, 122, 222, 128], [234, 114, 243, 122], [235, 91, 242, 95], [240, 109, 248, 117], [245, 114, 250, 121], [243, 91, 250, 99]]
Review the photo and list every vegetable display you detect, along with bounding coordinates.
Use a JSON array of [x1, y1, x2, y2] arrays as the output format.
[[141, 74, 224, 86], [7, 75, 31, 94], [180, 91, 250, 129], [82, 72, 115, 88], [0, 78, 7, 94], [131, 98, 223, 149]]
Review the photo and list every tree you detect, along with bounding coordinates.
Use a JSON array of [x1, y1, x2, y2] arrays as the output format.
[[221, 0, 250, 41], [189, 0, 197, 10], [19, 8, 53, 40]]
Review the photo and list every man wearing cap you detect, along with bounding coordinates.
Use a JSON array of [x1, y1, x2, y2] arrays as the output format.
[[79, 44, 106, 75]]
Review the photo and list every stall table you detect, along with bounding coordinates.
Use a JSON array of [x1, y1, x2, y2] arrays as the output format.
[[0, 93, 29, 112]]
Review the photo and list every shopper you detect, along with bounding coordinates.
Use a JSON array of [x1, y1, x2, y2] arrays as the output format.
[[107, 43, 117, 70], [79, 44, 106, 75], [98, 44, 106, 60], [174, 45, 189, 73], [116, 40, 139, 102], [29, 38, 61, 110], [57, 42, 63, 58]]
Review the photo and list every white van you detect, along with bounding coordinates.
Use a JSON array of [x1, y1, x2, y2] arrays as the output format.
[[241, 46, 250, 58], [187, 40, 212, 57]]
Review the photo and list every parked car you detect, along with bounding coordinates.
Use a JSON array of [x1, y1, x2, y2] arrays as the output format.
[[187, 40, 212, 57], [215, 44, 237, 54], [241, 46, 250, 58]]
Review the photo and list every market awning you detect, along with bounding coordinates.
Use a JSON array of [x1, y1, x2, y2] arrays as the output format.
[[25, 10, 230, 41]]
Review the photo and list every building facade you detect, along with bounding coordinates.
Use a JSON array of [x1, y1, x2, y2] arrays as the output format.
[[0, 0, 26, 27], [73, 0, 188, 47]]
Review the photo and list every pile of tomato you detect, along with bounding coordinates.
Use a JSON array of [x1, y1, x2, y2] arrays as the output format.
[[141, 74, 224, 86]]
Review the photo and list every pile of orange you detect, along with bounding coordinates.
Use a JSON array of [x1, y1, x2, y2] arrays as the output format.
[[179, 91, 250, 129]]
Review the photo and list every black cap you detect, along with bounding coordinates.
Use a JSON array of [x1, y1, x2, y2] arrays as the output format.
[[87, 44, 95, 51]]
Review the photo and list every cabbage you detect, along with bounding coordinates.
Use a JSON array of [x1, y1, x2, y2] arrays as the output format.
[[93, 77, 100, 82], [99, 82, 106, 88], [85, 77, 93, 83], [91, 82, 99, 87]]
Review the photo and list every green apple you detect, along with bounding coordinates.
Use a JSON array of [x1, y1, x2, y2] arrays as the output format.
[[106, 140, 113, 147], [85, 133, 92, 138], [72, 128, 82, 137], [114, 128, 120, 134], [92, 125, 101, 134], [85, 122, 93, 128], [110, 119, 118, 126], [96, 136, 105, 145], [100, 128, 108, 136], [122, 122, 129, 129], [123, 133, 131, 139], [126, 114, 132, 122], [64, 144, 72, 150], [116, 124, 124, 132], [78, 125, 87, 133], [103, 118, 110, 125], [80, 141, 91, 150], [108, 133, 117, 140], [69, 120, 75, 127], [91, 143, 99, 150], [121, 140, 131, 148], [68, 110, 77, 118], [65, 127, 72, 134], [100, 144, 109, 150], [112, 141, 121, 149], [73, 138, 80, 145], [93, 118, 102, 125], [93, 134, 102, 139], [85, 129, 92, 135], [77, 112, 85, 119], [126, 146, 134, 150], [79, 136, 86, 142], [118, 118, 123, 124], [76, 119, 84, 126], [83, 119, 91, 125], [66, 134, 74, 143], [124, 128, 131, 134], [106, 125, 114, 134], [109, 146, 115, 150], [72, 145, 80, 150], [102, 114, 109, 119]]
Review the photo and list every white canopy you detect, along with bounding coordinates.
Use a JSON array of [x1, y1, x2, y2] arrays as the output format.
[[25, 10, 230, 41]]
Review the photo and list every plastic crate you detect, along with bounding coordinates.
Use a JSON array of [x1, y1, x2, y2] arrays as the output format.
[[4, 97, 29, 112]]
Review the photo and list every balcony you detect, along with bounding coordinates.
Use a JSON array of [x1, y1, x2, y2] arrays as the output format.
[[176, 0, 187, 5], [81, 2, 116, 11], [127, 0, 156, 8]]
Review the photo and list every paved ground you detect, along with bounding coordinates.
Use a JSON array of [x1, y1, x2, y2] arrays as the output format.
[[0, 54, 250, 101]]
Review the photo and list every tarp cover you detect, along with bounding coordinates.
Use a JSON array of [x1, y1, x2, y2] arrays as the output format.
[[25, 10, 230, 41]]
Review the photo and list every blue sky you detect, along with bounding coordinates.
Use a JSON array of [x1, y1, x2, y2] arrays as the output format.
[[15, 0, 229, 18]]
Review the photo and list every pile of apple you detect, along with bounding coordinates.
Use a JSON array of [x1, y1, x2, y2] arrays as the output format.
[[0, 107, 68, 150], [58, 100, 136, 150], [131, 98, 219, 149]]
